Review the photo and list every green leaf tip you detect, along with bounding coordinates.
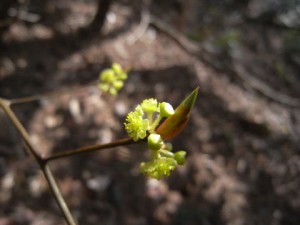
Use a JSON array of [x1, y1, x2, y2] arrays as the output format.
[[180, 86, 199, 114], [156, 87, 199, 141]]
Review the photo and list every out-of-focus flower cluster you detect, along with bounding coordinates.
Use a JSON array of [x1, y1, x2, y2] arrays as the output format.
[[98, 63, 127, 96]]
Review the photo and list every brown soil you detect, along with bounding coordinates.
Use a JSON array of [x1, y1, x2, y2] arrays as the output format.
[[0, 1, 299, 225]]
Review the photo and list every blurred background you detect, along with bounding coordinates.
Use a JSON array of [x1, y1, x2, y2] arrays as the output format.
[[0, 0, 299, 224]]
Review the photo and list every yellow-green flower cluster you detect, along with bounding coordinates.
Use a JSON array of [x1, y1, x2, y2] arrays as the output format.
[[98, 63, 127, 96], [124, 98, 187, 179], [124, 98, 173, 140], [140, 157, 177, 179], [124, 106, 148, 141], [141, 134, 186, 179]]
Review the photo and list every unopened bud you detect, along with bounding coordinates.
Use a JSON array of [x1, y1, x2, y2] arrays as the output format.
[[112, 63, 123, 75], [148, 134, 163, 151], [174, 151, 186, 165], [160, 102, 175, 117]]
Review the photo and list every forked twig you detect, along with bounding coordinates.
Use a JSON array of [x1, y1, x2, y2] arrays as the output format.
[[0, 97, 77, 225], [0, 89, 138, 225]]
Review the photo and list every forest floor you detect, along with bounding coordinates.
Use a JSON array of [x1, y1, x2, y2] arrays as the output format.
[[0, 1, 299, 225]]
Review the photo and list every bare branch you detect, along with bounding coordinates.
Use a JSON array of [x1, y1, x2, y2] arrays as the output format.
[[0, 98, 78, 225], [44, 137, 135, 162]]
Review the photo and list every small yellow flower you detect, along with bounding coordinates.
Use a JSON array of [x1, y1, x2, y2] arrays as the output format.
[[141, 98, 159, 113], [140, 157, 177, 179], [124, 110, 149, 141]]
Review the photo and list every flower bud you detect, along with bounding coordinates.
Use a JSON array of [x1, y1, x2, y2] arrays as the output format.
[[112, 63, 123, 75], [118, 72, 128, 80], [98, 83, 109, 92], [100, 69, 114, 82], [109, 88, 117, 96], [148, 134, 163, 151], [174, 151, 186, 165], [160, 102, 175, 117], [113, 80, 124, 90], [141, 98, 159, 113]]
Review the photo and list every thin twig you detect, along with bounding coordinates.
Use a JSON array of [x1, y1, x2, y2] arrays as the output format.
[[0, 98, 77, 225], [244, 16, 300, 32], [44, 137, 135, 162], [149, 15, 201, 55], [0, 98, 40, 159], [148, 15, 300, 107], [41, 163, 78, 225], [233, 63, 300, 107], [10, 83, 97, 105], [127, 0, 151, 45], [0, 96, 137, 225]]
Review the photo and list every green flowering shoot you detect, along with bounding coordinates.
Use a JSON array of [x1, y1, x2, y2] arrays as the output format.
[[124, 96, 193, 179], [98, 63, 128, 96]]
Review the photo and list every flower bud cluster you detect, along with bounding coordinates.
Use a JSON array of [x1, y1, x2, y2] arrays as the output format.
[[98, 63, 127, 96], [142, 133, 186, 179], [124, 98, 173, 141], [124, 98, 186, 179]]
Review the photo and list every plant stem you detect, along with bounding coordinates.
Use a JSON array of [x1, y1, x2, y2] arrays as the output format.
[[0, 98, 40, 159], [0, 93, 137, 225], [150, 114, 163, 132], [41, 163, 77, 225], [0, 98, 77, 225], [44, 137, 135, 162], [9, 83, 96, 105], [88, 0, 113, 32]]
